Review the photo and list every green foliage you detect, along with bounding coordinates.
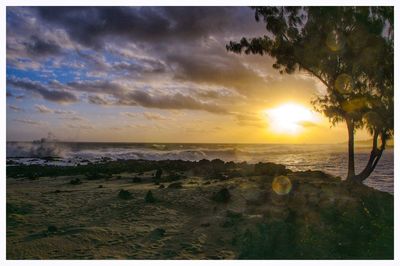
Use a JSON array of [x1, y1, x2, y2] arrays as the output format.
[[235, 191, 393, 259], [238, 221, 296, 259], [227, 7, 393, 127], [227, 7, 393, 179]]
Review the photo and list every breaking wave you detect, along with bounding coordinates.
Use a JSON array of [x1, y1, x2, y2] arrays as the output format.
[[6, 141, 393, 194]]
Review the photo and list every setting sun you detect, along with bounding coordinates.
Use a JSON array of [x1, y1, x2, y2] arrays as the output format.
[[264, 103, 319, 135]]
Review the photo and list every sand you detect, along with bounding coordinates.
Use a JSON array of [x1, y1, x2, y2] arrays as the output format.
[[6, 165, 394, 259]]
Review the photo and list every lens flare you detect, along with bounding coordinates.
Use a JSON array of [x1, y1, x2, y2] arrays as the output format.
[[272, 175, 292, 195], [334, 73, 353, 93]]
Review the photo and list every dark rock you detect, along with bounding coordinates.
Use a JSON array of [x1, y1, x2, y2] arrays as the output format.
[[168, 182, 183, 189], [225, 161, 236, 169], [159, 184, 165, 189], [212, 188, 231, 203], [145, 190, 156, 203], [98, 185, 103, 188], [149, 228, 166, 239], [101, 157, 112, 162], [254, 162, 288, 176], [47, 225, 58, 233], [118, 189, 132, 200]]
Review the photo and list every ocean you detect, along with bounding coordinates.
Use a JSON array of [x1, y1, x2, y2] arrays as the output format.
[[6, 141, 394, 194]]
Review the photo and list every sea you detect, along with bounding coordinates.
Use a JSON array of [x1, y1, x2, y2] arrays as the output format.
[[6, 141, 394, 194]]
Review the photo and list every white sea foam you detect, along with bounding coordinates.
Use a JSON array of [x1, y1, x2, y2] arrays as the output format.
[[6, 142, 394, 194]]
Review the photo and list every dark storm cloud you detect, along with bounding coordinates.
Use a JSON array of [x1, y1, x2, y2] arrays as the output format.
[[113, 59, 166, 75], [168, 52, 268, 96], [7, 77, 78, 103], [34, 7, 170, 49], [33, 7, 261, 49], [119, 90, 227, 114], [7, 6, 321, 119], [8, 7, 271, 103], [64, 79, 227, 114], [24, 35, 62, 57]]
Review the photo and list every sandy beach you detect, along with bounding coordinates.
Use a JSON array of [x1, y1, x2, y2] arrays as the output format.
[[6, 160, 394, 259]]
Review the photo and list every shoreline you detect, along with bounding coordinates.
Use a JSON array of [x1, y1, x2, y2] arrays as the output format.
[[6, 158, 394, 194]]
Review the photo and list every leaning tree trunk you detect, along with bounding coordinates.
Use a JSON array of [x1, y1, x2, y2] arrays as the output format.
[[354, 130, 386, 182], [345, 117, 356, 180]]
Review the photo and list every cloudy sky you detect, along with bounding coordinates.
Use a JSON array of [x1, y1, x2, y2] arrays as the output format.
[[6, 6, 370, 143]]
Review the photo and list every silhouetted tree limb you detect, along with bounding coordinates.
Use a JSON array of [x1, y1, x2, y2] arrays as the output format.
[[227, 6, 393, 182]]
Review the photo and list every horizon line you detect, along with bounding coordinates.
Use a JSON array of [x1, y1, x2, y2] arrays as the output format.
[[5, 140, 360, 145]]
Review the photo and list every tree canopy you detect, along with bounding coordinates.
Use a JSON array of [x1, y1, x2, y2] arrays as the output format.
[[227, 7, 393, 181]]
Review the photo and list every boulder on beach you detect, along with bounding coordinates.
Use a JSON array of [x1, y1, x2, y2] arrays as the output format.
[[148, 228, 166, 240], [118, 189, 132, 200], [254, 162, 289, 176], [47, 225, 58, 233], [168, 182, 183, 189], [145, 190, 156, 203]]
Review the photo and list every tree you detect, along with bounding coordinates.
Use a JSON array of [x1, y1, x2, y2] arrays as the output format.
[[227, 7, 393, 182]]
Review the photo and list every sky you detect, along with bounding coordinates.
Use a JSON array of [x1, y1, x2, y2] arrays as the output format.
[[6, 6, 371, 143]]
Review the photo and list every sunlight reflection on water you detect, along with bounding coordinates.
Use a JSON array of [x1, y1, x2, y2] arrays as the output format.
[[6, 142, 394, 194]]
